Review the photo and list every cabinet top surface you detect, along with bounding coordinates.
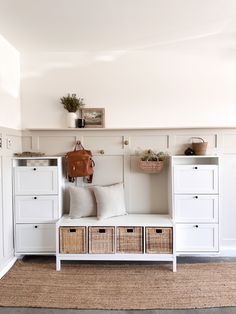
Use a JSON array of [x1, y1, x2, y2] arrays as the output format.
[[13, 156, 62, 160], [57, 214, 173, 227]]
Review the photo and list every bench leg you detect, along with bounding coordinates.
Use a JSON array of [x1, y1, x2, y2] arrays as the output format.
[[56, 258, 61, 271], [172, 257, 177, 272]]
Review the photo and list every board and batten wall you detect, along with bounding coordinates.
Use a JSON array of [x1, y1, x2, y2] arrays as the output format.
[[0, 34, 22, 276], [22, 127, 236, 254], [0, 127, 22, 275]]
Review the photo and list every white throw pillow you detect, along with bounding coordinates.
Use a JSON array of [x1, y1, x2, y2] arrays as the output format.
[[93, 183, 127, 220], [69, 186, 97, 218]]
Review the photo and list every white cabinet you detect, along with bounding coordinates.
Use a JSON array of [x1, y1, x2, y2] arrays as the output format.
[[13, 157, 62, 255], [172, 156, 220, 254]]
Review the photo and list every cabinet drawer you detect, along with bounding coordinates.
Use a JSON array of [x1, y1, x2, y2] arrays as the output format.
[[14, 167, 58, 195], [176, 224, 219, 252], [15, 224, 56, 253], [174, 195, 219, 223], [15, 196, 59, 223], [174, 165, 218, 194]]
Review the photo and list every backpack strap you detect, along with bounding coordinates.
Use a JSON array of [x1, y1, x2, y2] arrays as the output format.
[[74, 140, 84, 151], [86, 174, 93, 184]]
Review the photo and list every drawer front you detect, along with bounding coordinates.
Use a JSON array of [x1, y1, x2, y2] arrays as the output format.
[[176, 224, 219, 252], [14, 167, 58, 195], [15, 196, 59, 223], [174, 165, 218, 194], [15, 224, 56, 253], [174, 195, 219, 223]]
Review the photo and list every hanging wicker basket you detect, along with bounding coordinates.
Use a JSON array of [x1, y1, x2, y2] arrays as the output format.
[[138, 160, 164, 174]]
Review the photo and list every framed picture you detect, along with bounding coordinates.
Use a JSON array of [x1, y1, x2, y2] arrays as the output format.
[[80, 108, 105, 128]]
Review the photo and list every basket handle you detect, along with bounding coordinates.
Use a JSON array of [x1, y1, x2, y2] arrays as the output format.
[[98, 229, 106, 233], [191, 137, 205, 143]]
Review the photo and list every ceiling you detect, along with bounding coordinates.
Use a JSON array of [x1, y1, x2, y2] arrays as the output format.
[[0, 0, 235, 52]]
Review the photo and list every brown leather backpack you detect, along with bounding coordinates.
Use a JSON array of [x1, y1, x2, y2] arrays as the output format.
[[65, 142, 95, 183]]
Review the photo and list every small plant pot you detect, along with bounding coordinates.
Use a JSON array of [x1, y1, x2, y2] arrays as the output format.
[[191, 137, 208, 155]]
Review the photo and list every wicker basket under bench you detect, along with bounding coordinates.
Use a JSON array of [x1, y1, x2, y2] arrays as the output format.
[[56, 214, 176, 272]]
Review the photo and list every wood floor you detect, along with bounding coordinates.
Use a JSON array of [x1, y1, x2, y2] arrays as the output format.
[[0, 308, 236, 313]]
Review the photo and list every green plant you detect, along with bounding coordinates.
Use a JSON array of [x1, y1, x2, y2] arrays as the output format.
[[138, 149, 168, 162], [60, 93, 85, 112]]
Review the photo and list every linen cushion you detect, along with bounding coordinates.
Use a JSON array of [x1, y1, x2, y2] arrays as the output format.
[[93, 183, 127, 220], [69, 186, 97, 218]]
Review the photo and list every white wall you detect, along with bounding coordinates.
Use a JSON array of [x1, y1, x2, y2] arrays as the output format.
[[21, 35, 236, 128], [0, 34, 21, 129]]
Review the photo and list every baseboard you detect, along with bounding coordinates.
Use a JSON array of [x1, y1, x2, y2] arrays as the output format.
[[0, 256, 18, 279], [219, 249, 236, 257]]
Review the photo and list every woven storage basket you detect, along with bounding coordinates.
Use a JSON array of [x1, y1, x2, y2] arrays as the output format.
[[116, 227, 143, 253], [191, 137, 208, 155], [60, 227, 86, 254], [138, 160, 164, 174], [145, 227, 172, 254], [89, 227, 115, 254]]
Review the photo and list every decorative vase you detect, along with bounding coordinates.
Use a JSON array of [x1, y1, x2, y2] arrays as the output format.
[[66, 112, 77, 128]]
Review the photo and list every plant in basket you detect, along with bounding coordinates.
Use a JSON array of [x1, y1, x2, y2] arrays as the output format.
[[137, 149, 168, 174]]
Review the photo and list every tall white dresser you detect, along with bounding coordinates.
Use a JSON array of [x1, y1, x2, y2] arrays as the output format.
[[171, 156, 219, 254], [13, 157, 62, 255]]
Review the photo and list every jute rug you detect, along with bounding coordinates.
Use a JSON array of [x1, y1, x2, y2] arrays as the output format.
[[0, 259, 236, 310]]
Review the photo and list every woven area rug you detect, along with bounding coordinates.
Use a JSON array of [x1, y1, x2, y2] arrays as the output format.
[[0, 259, 236, 310]]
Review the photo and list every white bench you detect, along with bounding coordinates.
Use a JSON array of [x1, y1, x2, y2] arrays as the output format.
[[56, 214, 176, 272]]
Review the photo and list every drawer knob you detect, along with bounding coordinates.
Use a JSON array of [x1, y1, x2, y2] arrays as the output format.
[[194, 196, 198, 199], [34, 225, 38, 229], [124, 140, 129, 145], [195, 225, 199, 228], [34, 197, 37, 200], [100, 149, 105, 155], [194, 166, 198, 170], [33, 168, 37, 171]]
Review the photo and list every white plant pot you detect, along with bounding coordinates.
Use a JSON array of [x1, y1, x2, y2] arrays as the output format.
[[66, 112, 77, 128]]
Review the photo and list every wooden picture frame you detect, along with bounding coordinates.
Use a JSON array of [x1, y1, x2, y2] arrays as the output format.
[[80, 108, 105, 128]]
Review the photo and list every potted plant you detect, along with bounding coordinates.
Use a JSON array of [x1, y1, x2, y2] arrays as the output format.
[[60, 93, 85, 128], [137, 149, 168, 173]]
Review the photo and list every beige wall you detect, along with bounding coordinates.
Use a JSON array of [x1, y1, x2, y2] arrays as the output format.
[[0, 35, 21, 129], [21, 44, 236, 129]]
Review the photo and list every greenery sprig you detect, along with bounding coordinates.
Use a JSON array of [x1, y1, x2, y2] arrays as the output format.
[[60, 93, 85, 112], [137, 149, 168, 161]]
